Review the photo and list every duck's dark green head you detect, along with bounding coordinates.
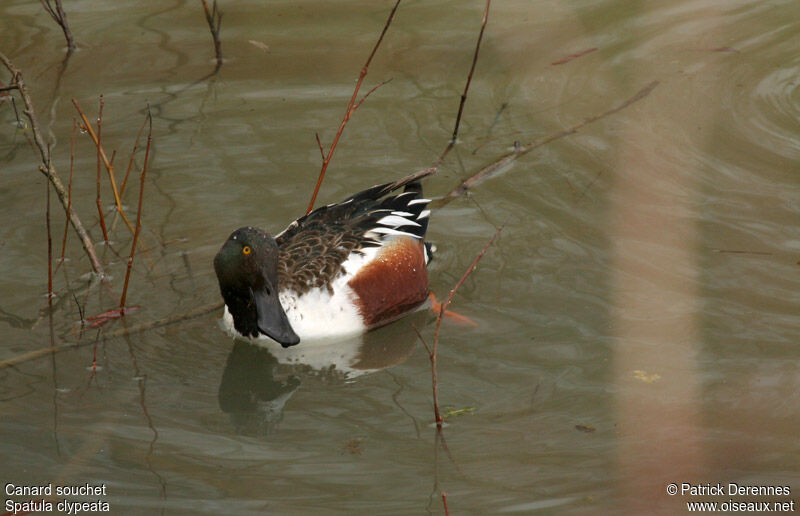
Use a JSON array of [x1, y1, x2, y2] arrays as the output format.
[[214, 227, 300, 347]]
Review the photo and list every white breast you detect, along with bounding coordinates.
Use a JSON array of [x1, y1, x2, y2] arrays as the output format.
[[220, 248, 378, 344], [281, 248, 379, 341]]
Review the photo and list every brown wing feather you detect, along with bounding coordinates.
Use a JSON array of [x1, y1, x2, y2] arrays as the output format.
[[276, 222, 362, 294]]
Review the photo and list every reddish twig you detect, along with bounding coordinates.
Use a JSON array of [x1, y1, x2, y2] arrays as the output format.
[[72, 98, 136, 237], [352, 77, 393, 112], [442, 492, 451, 516], [434, 223, 505, 344], [39, 0, 76, 52], [86, 306, 140, 329], [0, 53, 104, 276], [438, 0, 491, 166], [551, 47, 598, 66], [430, 344, 442, 425], [87, 334, 99, 385], [426, 223, 505, 427], [305, 0, 401, 215], [201, 0, 223, 70], [314, 132, 325, 161], [120, 113, 149, 198], [95, 95, 109, 242], [312, 79, 391, 166], [429, 292, 478, 326], [120, 108, 152, 312], [411, 323, 432, 357]]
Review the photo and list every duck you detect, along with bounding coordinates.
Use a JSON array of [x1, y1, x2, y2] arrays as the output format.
[[213, 170, 434, 347]]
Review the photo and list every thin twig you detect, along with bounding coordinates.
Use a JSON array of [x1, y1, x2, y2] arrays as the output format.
[[120, 108, 152, 312], [436, 81, 660, 206], [442, 492, 451, 516], [314, 132, 325, 161], [352, 77, 393, 112], [436, 429, 464, 474], [39, 0, 76, 52], [46, 178, 53, 298], [201, 0, 223, 70], [437, 0, 491, 167], [411, 323, 432, 357], [0, 53, 104, 276], [11, 96, 23, 127], [710, 248, 773, 256], [87, 333, 100, 385], [430, 337, 442, 425], [0, 302, 223, 371], [434, 223, 505, 343], [72, 98, 137, 238], [126, 340, 168, 498], [551, 47, 597, 66], [71, 292, 85, 329], [58, 118, 77, 267], [306, 0, 401, 215], [429, 223, 505, 427], [95, 95, 109, 242], [120, 113, 149, 198]]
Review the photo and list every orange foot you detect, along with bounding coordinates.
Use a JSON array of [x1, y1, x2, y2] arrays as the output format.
[[429, 292, 478, 327]]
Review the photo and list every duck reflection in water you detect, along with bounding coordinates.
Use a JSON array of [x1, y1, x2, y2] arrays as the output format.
[[218, 323, 419, 436]]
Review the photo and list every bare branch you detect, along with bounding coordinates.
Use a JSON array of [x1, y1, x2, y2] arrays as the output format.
[[449, 1, 490, 145], [58, 117, 77, 266], [46, 176, 53, 298], [430, 223, 505, 427], [435, 0, 491, 168], [352, 77, 393, 112], [0, 302, 223, 371], [0, 52, 104, 276], [411, 323, 432, 358], [120, 113, 150, 198], [39, 0, 76, 51], [305, 0, 401, 214], [437, 80, 660, 206], [314, 132, 325, 161], [95, 95, 109, 242], [201, 0, 223, 70], [72, 98, 137, 236], [120, 108, 153, 311]]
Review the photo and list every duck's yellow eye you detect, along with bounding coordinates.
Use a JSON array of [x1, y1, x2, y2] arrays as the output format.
[[242, 246, 252, 255]]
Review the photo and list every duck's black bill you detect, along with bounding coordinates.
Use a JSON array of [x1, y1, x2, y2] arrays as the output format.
[[253, 284, 300, 348]]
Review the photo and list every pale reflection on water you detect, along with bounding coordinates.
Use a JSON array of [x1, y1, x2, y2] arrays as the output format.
[[0, 0, 798, 514]]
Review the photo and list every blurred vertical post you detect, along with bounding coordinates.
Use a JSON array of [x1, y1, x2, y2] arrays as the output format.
[[606, 6, 721, 512]]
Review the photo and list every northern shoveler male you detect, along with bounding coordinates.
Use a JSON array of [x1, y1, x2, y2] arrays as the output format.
[[214, 170, 434, 347]]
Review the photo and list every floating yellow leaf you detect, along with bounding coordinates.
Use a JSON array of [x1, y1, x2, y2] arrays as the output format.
[[443, 406, 476, 419], [633, 370, 661, 383]]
